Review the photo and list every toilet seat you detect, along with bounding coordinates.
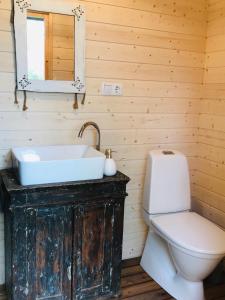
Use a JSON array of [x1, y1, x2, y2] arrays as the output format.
[[151, 212, 225, 257]]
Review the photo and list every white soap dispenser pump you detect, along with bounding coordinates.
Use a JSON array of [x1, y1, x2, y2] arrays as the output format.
[[104, 149, 117, 176]]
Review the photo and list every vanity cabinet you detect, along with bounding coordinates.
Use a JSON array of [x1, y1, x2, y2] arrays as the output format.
[[0, 170, 129, 300]]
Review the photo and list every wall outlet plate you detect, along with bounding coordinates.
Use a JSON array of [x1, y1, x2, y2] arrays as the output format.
[[101, 83, 122, 96]]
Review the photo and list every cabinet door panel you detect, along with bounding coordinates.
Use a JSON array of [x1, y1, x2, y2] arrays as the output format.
[[82, 206, 105, 288], [35, 207, 72, 299], [13, 206, 72, 300], [73, 202, 114, 299]]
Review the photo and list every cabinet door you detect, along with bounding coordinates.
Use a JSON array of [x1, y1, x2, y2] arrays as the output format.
[[73, 201, 115, 299], [12, 206, 73, 300]]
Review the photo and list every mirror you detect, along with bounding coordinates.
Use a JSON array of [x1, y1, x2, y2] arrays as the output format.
[[27, 11, 75, 81], [14, 0, 85, 93]]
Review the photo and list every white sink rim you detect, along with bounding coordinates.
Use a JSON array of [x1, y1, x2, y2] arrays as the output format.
[[12, 144, 104, 163], [12, 145, 106, 186]]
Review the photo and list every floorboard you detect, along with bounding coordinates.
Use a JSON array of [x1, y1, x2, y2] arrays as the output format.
[[120, 263, 225, 300], [0, 261, 225, 299]]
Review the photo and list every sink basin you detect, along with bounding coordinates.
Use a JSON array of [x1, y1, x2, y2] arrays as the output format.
[[12, 145, 106, 186]]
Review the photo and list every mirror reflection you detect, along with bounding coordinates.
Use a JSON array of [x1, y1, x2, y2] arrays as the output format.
[[27, 10, 75, 81]]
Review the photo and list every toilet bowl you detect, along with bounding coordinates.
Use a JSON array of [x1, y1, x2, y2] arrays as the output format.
[[141, 150, 225, 300], [151, 211, 225, 282], [168, 242, 222, 282]]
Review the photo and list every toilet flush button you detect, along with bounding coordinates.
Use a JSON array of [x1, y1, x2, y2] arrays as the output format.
[[162, 150, 174, 155]]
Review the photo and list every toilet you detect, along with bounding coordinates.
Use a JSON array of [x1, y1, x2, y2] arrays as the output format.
[[140, 150, 225, 300]]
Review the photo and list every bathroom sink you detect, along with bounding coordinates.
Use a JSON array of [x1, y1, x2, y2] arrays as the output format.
[[12, 145, 106, 186]]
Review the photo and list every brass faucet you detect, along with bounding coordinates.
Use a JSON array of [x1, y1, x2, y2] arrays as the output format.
[[78, 121, 101, 151]]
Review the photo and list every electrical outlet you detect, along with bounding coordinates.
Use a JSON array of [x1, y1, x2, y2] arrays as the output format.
[[101, 83, 122, 96]]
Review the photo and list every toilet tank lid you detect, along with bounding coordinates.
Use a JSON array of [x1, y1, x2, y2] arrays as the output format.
[[151, 212, 225, 255]]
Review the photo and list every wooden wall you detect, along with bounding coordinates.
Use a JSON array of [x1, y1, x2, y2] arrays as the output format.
[[52, 13, 74, 81], [192, 0, 225, 229], [0, 0, 207, 284]]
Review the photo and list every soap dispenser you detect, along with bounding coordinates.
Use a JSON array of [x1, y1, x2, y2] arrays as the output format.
[[104, 149, 117, 176]]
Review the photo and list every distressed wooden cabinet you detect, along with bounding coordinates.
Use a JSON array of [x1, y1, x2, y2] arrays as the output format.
[[0, 169, 129, 300]]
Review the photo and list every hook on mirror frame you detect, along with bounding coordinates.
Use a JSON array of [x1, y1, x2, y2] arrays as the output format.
[[14, 86, 19, 105], [73, 93, 86, 110], [14, 88, 29, 111], [81, 93, 86, 105], [22, 90, 28, 111], [73, 93, 79, 110]]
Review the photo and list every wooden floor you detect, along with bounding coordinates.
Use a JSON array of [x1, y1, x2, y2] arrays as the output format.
[[0, 259, 225, 299], [119, 259, 225, 300]]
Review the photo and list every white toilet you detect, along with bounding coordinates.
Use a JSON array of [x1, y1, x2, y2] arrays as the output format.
[[141, 150, 225, 300]]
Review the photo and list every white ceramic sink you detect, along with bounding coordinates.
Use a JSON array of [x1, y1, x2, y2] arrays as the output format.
[[12, 145, 106, 186]]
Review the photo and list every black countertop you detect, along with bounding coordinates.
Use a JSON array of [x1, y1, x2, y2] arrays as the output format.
[[0, 169, 130, 194]]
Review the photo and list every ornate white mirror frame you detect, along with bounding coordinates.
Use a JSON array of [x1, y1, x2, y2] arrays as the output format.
[[14, 0, 85, 93]]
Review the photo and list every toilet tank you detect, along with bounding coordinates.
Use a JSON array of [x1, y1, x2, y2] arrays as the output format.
[[143, 150, 191, 214]]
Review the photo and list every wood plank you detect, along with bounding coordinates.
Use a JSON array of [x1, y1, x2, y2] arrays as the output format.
[[192, 197, 225, 229], [86, 78, 203, 98], [0, 112, 199, 131], [121, 290, 174, 300], [79, 0, 207, 21], [86, 40, 205, 68], [0, 32, 13, 52], [0, 94, 199, 114], [205, 51, 225, 68], [52, 13, 74, 26], [0, 0, 11, 10], [122, 257, 141, 269], [52, 70, 74, 81], [0, 10, 11, 31], [53, 47, 74, 60], [122, 265, 144, 277], [0, 128, 198, 149], [121, 280, 163, 298], [121, 272, 151, 288], [86, 22, 206, 53], [0, 73, 203, 97], [206, 35, 225, 52], [0, 52, 14, 72], [0, 73, 15, 92], [193, 184, 225, 217], [52, 23, 74, 37], [200, 100, 225, 116], [86, 59, 203, 83], [53, 36, 73, 49], [83, 2, 206, 36], [9, 52, 202, 84]]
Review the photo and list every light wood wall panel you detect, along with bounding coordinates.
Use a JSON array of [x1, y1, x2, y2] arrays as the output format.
[[86, 23, 206, 53], [51, 13, 74, 80], [80, 0, 207, 21], [0, 0, 206, 284], [194, 1, 225, 230]]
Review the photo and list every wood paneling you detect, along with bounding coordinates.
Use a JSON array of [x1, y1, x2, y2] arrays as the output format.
[[86, 23, 206, 53], [51, 13, 74, 80], [0, 0, 207, 285], [193, 0, 225, 231]]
